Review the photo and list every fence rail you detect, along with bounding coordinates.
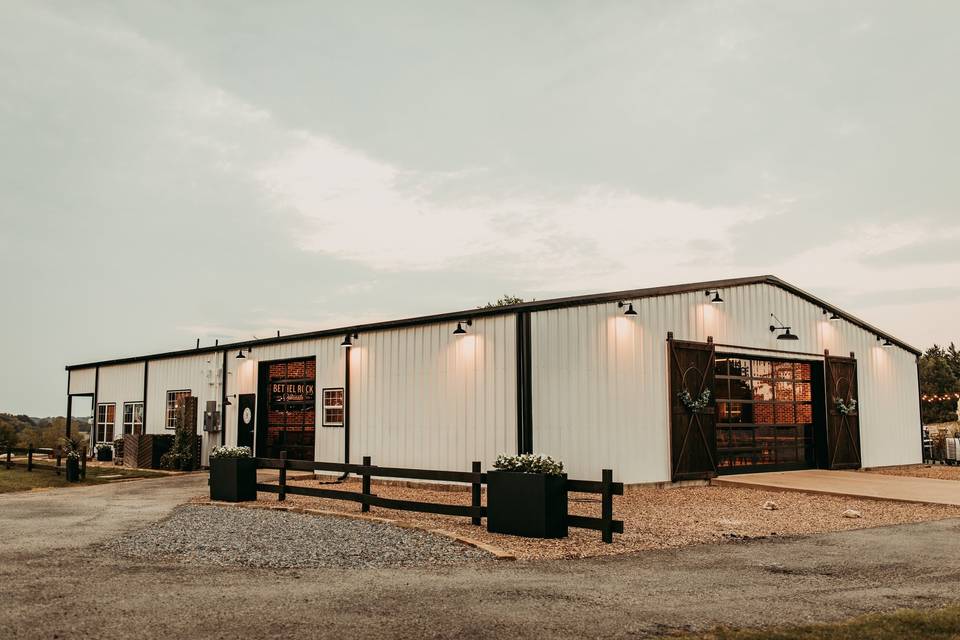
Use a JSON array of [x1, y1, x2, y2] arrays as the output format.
[[3, 444, 87, 478], [254, 453, 624, 543]]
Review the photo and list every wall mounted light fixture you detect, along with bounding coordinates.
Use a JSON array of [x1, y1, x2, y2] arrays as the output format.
[[877, 336, 893, 348], [235, 347, 251, 359], [617, 301, 638, 316], [769, 313, 799, 340], [822, 308, 840, 321], [453, 319, 473, 336], [704, 290, 724, 304], [340, 332, 359, 348], [223, 394, 236, 406]]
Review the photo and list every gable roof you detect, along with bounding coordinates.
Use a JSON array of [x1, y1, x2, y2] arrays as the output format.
[[65, 274, 919, 370]]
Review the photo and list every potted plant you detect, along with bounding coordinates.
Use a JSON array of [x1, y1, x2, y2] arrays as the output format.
[[486, 453, 568, 538], [60, 436, 83, 482], [209, 446, 256, 502], [95, 443, 113, 462]]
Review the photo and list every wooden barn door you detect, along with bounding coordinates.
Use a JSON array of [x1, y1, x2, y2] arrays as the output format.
[[668, 335, 718, 481], [824, 353, 862, 469]]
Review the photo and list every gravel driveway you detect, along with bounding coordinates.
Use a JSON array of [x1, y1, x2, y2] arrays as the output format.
[[106, 505, 489, 568]]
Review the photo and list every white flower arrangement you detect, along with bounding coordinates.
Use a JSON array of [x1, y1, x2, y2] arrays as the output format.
[[94, 443, 112, 454], [835, 397, 858, 416], [493, 453, 565, 476], [210, 446, 252, 459]]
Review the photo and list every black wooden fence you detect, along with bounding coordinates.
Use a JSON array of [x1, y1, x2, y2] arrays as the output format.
[[255, 453, 624, 543], [3, 444, 87, 479]]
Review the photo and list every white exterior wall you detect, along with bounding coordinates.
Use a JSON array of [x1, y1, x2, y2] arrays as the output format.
[[351, 315, 516, 471], [69, 367, 96, 395], [71, 281, 920, 480], [530, 282, 921, 483]]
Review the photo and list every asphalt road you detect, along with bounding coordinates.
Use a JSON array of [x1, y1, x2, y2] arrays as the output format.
[[2, 475, 959, 639]]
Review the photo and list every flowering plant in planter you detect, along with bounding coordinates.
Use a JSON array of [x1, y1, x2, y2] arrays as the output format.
[[493, 453, 564, 476], [59, 436, 84, 482], [210, 446, 252, 459]]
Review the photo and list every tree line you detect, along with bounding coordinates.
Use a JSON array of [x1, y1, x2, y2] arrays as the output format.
[[919, 343, 960, 425], [0, 413, 90, 449]]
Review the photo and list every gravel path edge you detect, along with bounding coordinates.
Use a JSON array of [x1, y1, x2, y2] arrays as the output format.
[[198, 500, 517, 560]]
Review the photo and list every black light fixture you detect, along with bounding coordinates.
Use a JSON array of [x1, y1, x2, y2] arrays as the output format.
[[822, 308, 840, 321], [453, 319, 473, 336], [878, 336, 893, 348], [704, 290, 724, 304], [340, 332, 358, 348], [769, 313, 799, 341], [223, 394, 235, 407], [235, 349, 246, 359], [617, 301, 638, 316]]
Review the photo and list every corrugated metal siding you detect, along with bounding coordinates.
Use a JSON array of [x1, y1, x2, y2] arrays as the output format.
[[69, 367, 96, 395], [351, 316, 516, 471], [96, 362, 145, 409], [530, 283, 921, 483]]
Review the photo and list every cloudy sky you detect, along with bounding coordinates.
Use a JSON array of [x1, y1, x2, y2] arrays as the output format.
[[2, 1, 958, 416]]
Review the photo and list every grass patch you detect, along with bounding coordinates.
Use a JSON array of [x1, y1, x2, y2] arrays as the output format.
[[681, 604, 960, 639], [0, 464, 168, 493]]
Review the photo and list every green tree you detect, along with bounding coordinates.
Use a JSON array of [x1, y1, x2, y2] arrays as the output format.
[[480, 294, 528, 308], [919, 344, 959, 424]]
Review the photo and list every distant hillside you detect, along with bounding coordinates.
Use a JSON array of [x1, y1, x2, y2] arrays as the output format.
[[0, 413, 90, 448]]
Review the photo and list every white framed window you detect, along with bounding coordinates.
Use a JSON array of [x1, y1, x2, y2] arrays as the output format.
[[322, 388, 344, 427], [123, 402, 144, 435], [96, 403, 116, 443], [165, 390, 191, 430]]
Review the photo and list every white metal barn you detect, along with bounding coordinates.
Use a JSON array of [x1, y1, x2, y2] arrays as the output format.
[[64, 276, 922, 484]]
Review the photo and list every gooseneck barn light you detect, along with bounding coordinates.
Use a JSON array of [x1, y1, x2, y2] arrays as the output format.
[[453, 319, 473, 336], [235, 347, 251, 359], [704, 290, 724, 304], [878, 336, 893, 348], [617, 301, 638, 316], [340, 333, 359, 348], [769, 313, 799, 341], [822, 308, 840, 321]]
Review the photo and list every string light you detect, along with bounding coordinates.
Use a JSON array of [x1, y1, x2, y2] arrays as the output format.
[[921, 392, 960, 402]]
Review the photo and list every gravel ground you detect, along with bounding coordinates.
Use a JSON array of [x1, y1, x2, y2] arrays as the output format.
[[105, 504, 490, 568], [224, 476, 960, 560], [868, 464, 960, 481]]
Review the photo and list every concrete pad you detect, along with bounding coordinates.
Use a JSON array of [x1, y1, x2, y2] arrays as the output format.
[[714, 469, 960, 506]]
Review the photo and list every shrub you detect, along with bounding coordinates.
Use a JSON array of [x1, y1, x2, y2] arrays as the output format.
[[210, 446, 252, 459], [112, 437, 124, 459], [493, 453, 564, 476], [59, 436, 83, 462]]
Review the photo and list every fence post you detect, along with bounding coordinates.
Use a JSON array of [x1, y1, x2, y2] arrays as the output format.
[[361, 455, 371, 513], [81, 447, 87, 479], [471, 461, 482, 526], [27, 444, 33, 472], [278, 451, 287, 502], [601, 468, 613, 544], [56, 450, 62, 476]]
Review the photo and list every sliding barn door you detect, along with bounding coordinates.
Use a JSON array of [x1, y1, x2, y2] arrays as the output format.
[[668, 336, 718, 481], [825, 354, 862, 469]]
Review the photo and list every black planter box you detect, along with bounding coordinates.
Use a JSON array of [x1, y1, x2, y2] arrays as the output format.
[[96, 447, 113, 462], [66, 459, 80, 483], [486, 471, 568, 538], [209, 457, 257, 502]]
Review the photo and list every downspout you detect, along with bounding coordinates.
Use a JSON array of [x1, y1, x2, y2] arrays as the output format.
[[142, 361, 149, 434], [220, 350, 228, 447], [338, 345, 351, 480], [916, 357, 926, 462]]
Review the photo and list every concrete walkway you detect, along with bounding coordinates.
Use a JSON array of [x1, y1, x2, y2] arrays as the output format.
[[715, 469, 960, 506]]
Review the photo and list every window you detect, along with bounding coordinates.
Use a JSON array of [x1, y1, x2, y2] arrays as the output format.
[[165, 390, 192, 430], [322, 388, 344, 426], [96, 403, 116, 443], [714, 357, 817, 470], [123, 402, 144, 435]]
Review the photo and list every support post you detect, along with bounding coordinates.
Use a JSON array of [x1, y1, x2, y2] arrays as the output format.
[[361, 455, 371, 513], [471, 461, 482, 526], [27, 444, 33, 472], [278, 451, 287, 502], [65, 395, 73, 438], [601, 468, 613, 544], [56, 450, 62, 476], [81, 447, 87, 479]]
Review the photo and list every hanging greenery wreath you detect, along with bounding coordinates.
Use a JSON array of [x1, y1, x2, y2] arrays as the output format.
[[835, 397, 858, 416], [679, 388, 712, 413]]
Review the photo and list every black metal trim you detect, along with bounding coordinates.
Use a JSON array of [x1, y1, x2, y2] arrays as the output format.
[[142, 361, 149, 435], [515, 312, 533, 454], [219, 351, 227, 446], [63, 275, 919, 372], [343, 353, 351, 466]]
